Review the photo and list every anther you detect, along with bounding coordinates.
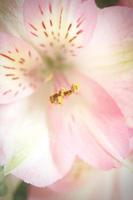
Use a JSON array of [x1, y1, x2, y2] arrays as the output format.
[[57, 96, 64, 104], [50, 93, 58, 104], [71, 83, 79, 93], [59, 88, 66, 97], [64, 90, 72, 96], [49, 83, 79, 105]]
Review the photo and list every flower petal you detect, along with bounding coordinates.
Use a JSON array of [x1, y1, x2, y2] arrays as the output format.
[[28, 164, 133, 200], [23, 0, 97, 56], [49, 160, 91, 193], [0, 33, 43, 104], [79, 6, 133, 127], [48, 70, 130, 169], [0, 1, 25, 36], [0, 87, 74, 187]]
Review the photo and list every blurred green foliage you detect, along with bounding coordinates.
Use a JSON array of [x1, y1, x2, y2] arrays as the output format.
[[13, 182, 28, 200], [95, 0, 119, 8], [0, 166, 8, 197], [0, 183, 8, 197]]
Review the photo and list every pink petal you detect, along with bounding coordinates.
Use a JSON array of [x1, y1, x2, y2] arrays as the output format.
[[0, 87, 74, 187], [48, 70, 130, 170], [105, 77, 133, 128], [89, 6, 133, 46], [12, 136, 70, 187], [0, 33, 43, 104], [23, 0, 97, 56], [49, 132, 75, 177], [49, 160, 91, 193], [28, 160, 93, 200], [82, 6, 133, 127], [128, 128, 133, 138], [28, 164, 133, 200]]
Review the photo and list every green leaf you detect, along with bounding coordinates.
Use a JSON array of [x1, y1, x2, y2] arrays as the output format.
[[95, 0, 118, 8], [13, 182, 28, 200]]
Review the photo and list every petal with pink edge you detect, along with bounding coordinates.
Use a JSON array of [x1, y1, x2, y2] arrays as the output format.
[[48, 70, 130, 170], [0, 33, 43, 104], [49, 160, 92, 193], [23, 0, 97, 55], [28, 166, 133, 200], [79, 6, 133, 127], [0, 87, 74, 187]]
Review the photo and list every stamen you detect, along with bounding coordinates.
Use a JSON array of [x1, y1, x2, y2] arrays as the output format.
[[71, 83, 79, 92], [50, 83, 79, 105]]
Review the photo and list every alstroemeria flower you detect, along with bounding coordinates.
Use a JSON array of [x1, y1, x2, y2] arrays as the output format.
[[0, 0, 132, 187]]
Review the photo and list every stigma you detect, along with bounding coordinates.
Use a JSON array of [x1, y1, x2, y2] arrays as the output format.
[[50, 83, 79, 105]]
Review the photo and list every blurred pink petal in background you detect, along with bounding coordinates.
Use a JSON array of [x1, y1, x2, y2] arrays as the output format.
[[28, 158, 133, 200]]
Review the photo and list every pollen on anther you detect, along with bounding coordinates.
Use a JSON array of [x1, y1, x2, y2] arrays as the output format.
[[71, 83, 79, 92], [50, 83, 79, 105], [57, 96, 64, 104]]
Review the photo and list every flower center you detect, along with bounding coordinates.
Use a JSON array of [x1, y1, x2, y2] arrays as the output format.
[[26, 2, 91, 104], [43, 53, 68, 71]]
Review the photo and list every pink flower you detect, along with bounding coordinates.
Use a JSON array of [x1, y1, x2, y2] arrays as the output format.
[[0, 0, 132, 187]]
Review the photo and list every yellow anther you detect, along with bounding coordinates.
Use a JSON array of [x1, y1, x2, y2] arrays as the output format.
[[71, 83, 79, 93], [57, 96, 64, 104], [50, 96, 54, 104], [50, 93, 58, 104], [49, 83, 79, 105], [59, 88, 66, 97], [64, 90, 73, 96]]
